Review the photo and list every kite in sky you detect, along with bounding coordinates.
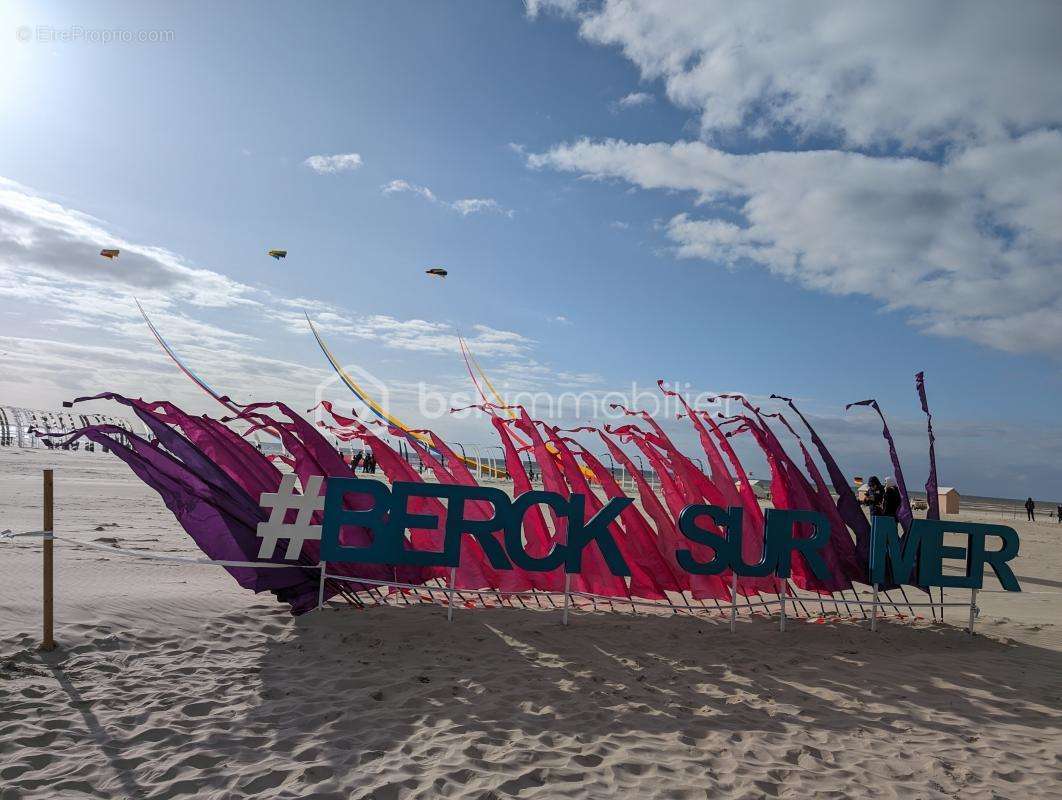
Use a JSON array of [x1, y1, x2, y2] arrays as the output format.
[[99, 249, 120, 260], [425, 267, 448, 278], [268, 250, 287, 260]]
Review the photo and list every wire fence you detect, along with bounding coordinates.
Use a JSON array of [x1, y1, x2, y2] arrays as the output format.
[[1, 524, 980, 648]]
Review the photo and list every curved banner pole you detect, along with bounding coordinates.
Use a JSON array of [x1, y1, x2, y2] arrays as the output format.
[[307, 316, 504, 478], [137, 300, 262, 443], [137, 300, 239, 414], [459, 333, 598, 484]]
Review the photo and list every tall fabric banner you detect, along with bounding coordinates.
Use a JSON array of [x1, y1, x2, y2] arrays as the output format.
[[845, 399, 914, 533], [916, 372, 940, 521]]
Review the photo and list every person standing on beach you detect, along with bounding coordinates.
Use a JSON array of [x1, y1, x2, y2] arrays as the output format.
[[1056, 503, 1061, 523], [1025, 497, 1036, 521], [861, 476, 885, 517], [882, 477, 902, 519]]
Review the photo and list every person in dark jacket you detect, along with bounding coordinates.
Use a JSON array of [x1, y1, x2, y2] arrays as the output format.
[[351, 451, 363, 471], [1025, 497, 1035, 522], [882, 477, 902, 519], [861, 476, 885, 517]]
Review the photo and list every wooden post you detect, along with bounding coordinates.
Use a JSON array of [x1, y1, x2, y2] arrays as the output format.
[[41, 469, 55, 652], [870, 585, 879, 632]]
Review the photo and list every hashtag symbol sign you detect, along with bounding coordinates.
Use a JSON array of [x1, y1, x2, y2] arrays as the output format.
[[256, 474, 326, 560]]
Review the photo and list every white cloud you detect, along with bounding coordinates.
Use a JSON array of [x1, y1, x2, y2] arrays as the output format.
[[381, 179, 512, 217], [613, 91, 654, 111], [609, 220, 629, 230], [524, 2, 1062, 357], [549, 314, 573, 324], [303, 152, 363, 173], [296, 305, 533, 358], [381, 179, 437, 203], [0, 177, 255, 310], [539, 1, 1062, 150], [524, 0, 581, 19], [529, 133, 1062, 355], [451, 198, 514, 218]]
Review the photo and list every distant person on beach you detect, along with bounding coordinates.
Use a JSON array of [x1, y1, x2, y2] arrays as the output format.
[[351, 451, 363, 471], [861, 476, 885, 517], [1025, 497, 1035, 521], [882, 477, 902, 519], [1056, 503, 1061, 523]]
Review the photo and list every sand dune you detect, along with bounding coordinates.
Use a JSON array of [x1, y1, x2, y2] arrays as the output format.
[[1, 449, 1060, 799]]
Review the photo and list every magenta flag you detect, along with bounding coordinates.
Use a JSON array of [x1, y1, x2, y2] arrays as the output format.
[[543, 426, 664, 599], [513, 410, 629, 598], [46, 422, 322, 611], [658, 382, 743, 508], [845, 398, 914, 532], [227, 403, 425, 589], [608, 422, 732, 601], [611, 403, 730, 509], [770, 394, 872, 566], [762, 412, 864, 583], [720, 414, 848, 593], [488, 413, 564, 592], [567, 436, 684, 595], [397, 427, 526, 592], [592, 428, 693, 593], [915, 372, 940, 521]]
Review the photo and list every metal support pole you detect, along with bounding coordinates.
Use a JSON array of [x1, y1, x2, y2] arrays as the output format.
[[779, 588, 787, 632], [967, 588, 977, 635], [729, 572, 738, 633], [447, 567, 457, 622], [317, 565, 327, 610], [41, 469, 55, 652], [562, 574, 572, 626], [870, 585, 879, 632]]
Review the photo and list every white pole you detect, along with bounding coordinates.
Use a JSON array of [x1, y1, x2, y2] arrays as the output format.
[[317, 565, 326, 610], [779, 589, 787, 632], [447, 566, 457, 623], [967, 588, 977, 635], [729, 572, 738, 633], [870, 585, 879, 632], [562, 574, 572, 626]]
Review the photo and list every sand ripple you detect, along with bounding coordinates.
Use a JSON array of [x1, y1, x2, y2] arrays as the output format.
[[1, 605, 1061, 799]]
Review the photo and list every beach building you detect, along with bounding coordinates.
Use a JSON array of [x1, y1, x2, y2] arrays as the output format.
[[735, 478, 770, 499], [938, 486, 960, 514]]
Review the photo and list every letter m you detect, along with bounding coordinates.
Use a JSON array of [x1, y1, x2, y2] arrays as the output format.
[[869, 516, 926, 587]]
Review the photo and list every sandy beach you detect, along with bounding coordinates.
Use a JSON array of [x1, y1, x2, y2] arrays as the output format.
[[1, 448, 1060, 799]]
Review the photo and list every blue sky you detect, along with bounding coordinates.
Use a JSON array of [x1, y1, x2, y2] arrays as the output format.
[[2, 1, 1061, 499]]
